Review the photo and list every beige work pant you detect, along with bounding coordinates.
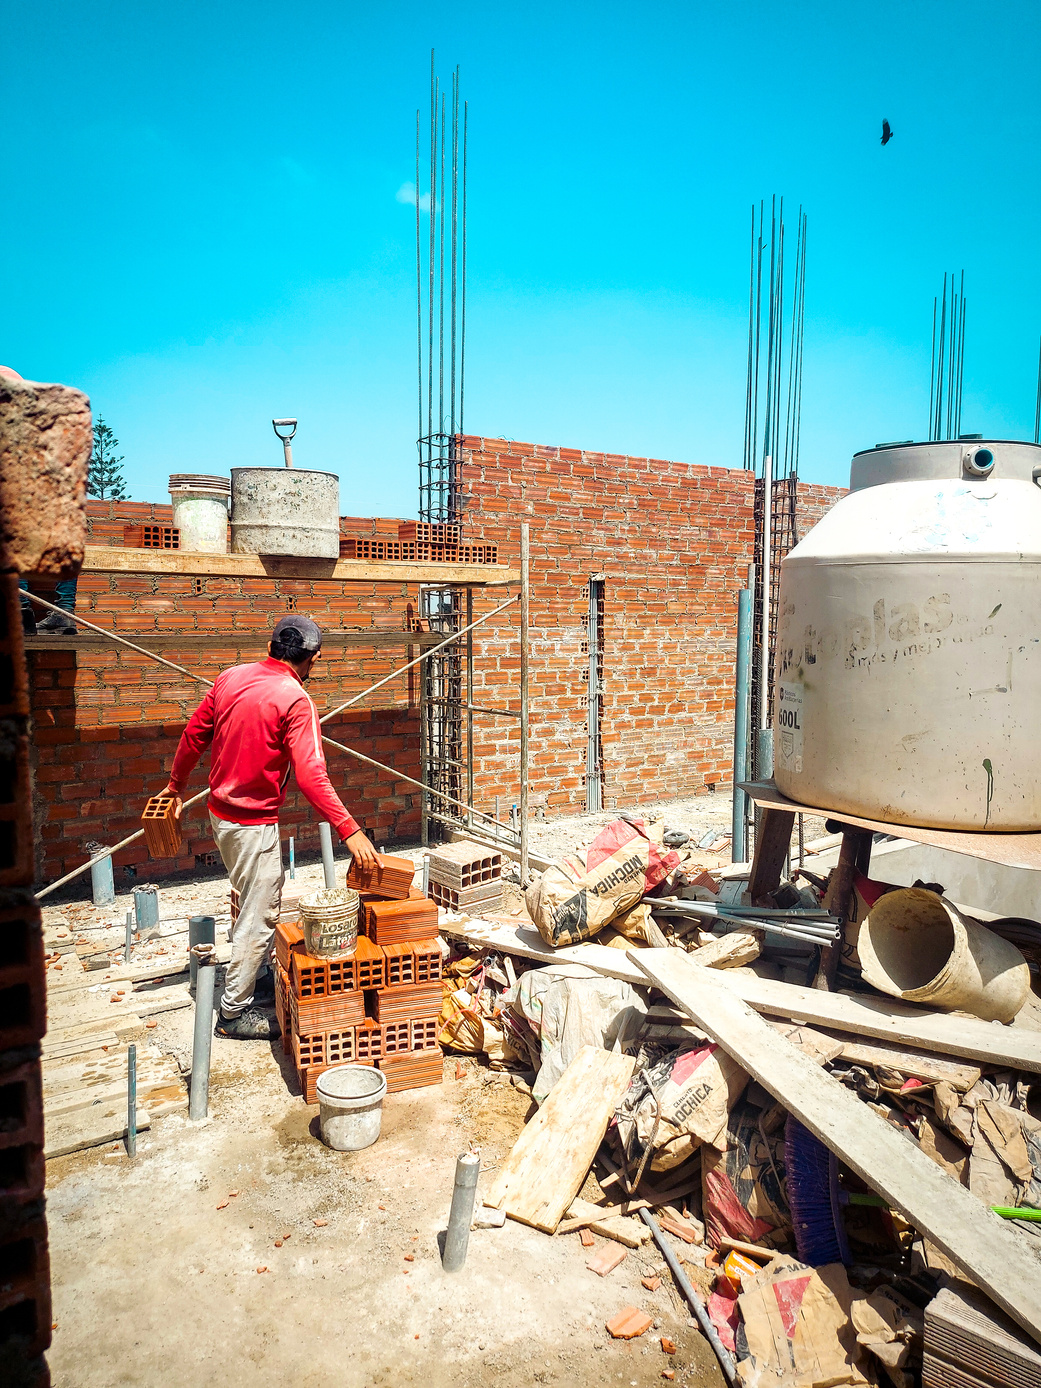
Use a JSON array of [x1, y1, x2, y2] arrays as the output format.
[[209, 813, 283, 1018]]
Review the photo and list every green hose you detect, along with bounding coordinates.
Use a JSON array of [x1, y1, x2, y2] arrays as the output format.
[[845, 1191, 1041, 1220]]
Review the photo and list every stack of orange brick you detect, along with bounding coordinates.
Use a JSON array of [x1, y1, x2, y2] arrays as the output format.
[[273, 861, 444, 1102]]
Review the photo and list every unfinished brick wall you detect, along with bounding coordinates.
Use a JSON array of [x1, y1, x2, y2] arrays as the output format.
[[29, 501, 425, 885], [26, 459, 844, 888], [453, 437, 844, 819]]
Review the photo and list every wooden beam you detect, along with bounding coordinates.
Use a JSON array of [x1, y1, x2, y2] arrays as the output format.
[[77, 545, 519, 586], [630, 948, 1041, 1347], [440, 919, 1041, 1072], [747, 808, 796, 899], [25, 630, 444, 652], [741, 779, 1041, 874]]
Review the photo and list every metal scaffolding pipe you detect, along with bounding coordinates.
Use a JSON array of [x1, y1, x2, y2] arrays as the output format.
[[189, 951, 216, 1121], [319, 822, 337, 888], [731, 578, 754, 860], [519, 523, 530, 887]]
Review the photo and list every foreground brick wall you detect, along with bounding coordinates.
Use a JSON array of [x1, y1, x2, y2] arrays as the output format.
[[453, 438, 844, 818]]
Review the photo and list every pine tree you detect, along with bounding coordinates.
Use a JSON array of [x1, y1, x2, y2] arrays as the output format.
[[88, 418, 128, 500]]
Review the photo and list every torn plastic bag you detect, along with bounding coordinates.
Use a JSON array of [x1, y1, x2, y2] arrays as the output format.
[[501, 963, 646, 1104]]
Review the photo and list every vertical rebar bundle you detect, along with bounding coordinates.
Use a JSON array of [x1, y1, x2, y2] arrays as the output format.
[[741, 199, 808, 762], [928, 271, 967, 440], [415, 52, 468, 832], [416, 52, 468, 526]]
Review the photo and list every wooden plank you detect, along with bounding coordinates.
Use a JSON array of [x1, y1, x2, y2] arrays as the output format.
[[25, 629, 443, 652], [747, 808, 796, 898], [78, 544, 518, 587], [631, 949, 1041, 1347], [42, 1045, 168, 1094], [49, 946, 230, 996], [41, 1032, 119, 1063], [42, 1017, 142, 1047], [45, 1105, 151, 1160], [559, 1196, 651, 1246], [443, 919, 1041, 1072], [485, 1044, 636, 1232], [821, 1032, 982, 1091], [741, 779, 1041, 874]]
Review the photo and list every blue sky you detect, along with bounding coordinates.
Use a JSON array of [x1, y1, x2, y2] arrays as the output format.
[[3, 1, 1039, 510]]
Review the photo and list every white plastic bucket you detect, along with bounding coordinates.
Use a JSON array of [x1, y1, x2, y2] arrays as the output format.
[[315, 1065, 388, 1151], [858, 887, 1030, 1023]]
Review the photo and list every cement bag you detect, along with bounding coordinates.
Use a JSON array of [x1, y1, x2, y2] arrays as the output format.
[[702, 1098, 791, 1250], [502, 964, 646, 1104], [618, 1043, 750, 1172], [525, 818, 680, 948]]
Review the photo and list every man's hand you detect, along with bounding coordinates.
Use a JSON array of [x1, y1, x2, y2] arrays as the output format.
[[158, 784, 183, 822], [345, 829, 380, 871]]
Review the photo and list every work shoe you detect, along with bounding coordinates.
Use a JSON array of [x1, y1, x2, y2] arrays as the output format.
[[36, 611, 78, 634], [215, 1008, 281, 1041]]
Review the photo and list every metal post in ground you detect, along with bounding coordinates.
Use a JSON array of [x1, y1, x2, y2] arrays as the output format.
[[519, 523, 530, 887], [442, 1151, 481, 1271], [124, 910, 134, 964], [288, 837, 295, 880], [126, 1043, 137, 1158], [189, 947, 216, 1121], [89, 845, 116, 907], [188, 915, 215, 994], [319, 822, 336, 888], [732, 577, 754, 861], [133, 884, 160, 935]]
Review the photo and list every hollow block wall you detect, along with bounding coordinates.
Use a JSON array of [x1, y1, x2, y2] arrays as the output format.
[[453, 437, 845, 818]]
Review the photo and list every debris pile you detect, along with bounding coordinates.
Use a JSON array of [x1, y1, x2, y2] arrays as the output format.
[[435, 824, 1041, 1383]]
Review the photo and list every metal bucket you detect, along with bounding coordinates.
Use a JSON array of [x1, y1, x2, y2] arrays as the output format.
[[299, 887, 359, 960], [230, 467, 340, 558]]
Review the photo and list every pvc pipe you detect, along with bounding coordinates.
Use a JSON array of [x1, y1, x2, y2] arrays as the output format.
[[288, 837, 295, 880], [124, 910, 134, 964], [731, 582, 753, 860], [189, 958, 215, 1121], [90, 850, 115, 907], [133, 884, 160, 932], [421, 855, 430, 897], [442, 1152, 481, 1272], [126, 1043, 137, 1158], [319, 822, 336, 889], [638, 1207, 738, 1386], [188, 915, 215, 994]]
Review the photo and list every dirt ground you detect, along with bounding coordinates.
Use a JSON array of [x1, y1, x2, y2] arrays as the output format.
[[43, 798, 745, 1388]]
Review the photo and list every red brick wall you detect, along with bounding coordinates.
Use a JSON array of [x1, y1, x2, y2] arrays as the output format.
[[453, 438, 844, 818], [29, 501, 425, 885], [27, 463, 844, 888]]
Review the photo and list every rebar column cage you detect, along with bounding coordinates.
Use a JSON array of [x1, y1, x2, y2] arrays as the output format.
[[750, 472, 799, 757]]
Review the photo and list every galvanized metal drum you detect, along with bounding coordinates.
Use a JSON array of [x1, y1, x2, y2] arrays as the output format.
[[230, 467, 340, 558], [773, 440, 1041, 831]]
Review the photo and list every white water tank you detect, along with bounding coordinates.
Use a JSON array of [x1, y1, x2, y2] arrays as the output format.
[[773, 439, 1041, 831]]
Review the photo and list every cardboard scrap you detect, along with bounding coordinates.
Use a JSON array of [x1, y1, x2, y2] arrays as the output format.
[[736, 1259, 874, 1386]]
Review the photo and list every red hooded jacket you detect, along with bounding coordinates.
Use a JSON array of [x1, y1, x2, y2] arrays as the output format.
[[168, 658, 360, 840]]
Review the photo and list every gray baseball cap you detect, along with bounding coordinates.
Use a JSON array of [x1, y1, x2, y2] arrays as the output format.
[[271, 615, 322, 655]]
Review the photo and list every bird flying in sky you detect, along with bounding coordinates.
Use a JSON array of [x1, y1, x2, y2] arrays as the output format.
[[881, 119, 894, 145]]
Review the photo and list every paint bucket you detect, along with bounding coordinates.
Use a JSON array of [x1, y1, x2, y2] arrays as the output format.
[[299, 887, 360, 960], [316, 1065, 388, 1151], [858, 887, 1030, 1023]]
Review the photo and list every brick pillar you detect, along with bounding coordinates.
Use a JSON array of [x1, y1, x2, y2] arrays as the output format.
[[0, 369, 91, 1387]]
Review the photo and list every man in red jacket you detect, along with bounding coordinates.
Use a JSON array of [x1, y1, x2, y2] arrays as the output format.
[[160, 616, 379, 1039]]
